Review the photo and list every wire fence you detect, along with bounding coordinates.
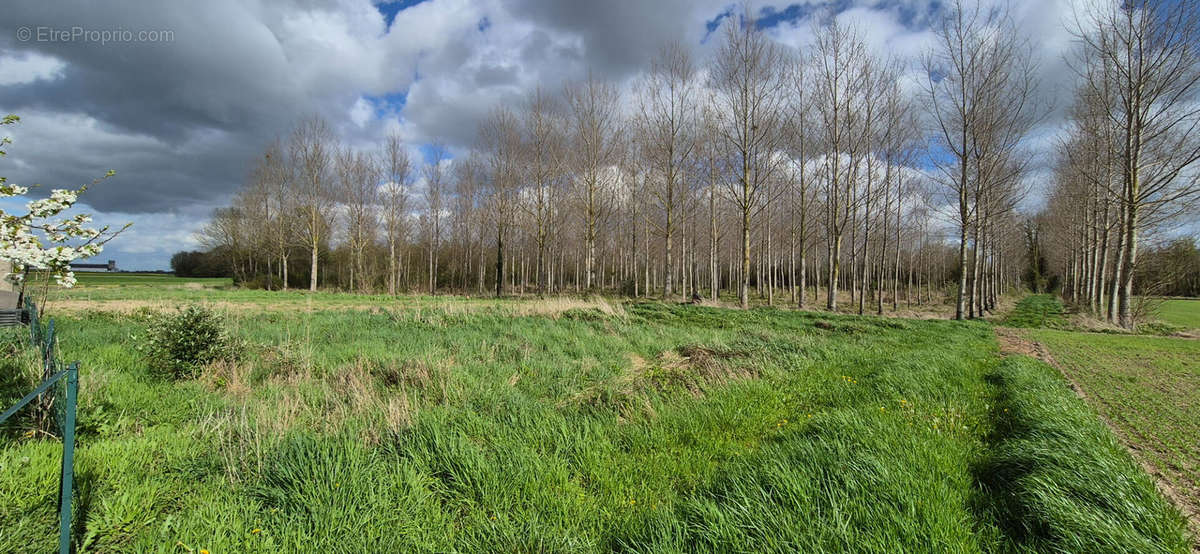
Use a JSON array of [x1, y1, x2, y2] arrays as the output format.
[[0, 296, 79, 554]]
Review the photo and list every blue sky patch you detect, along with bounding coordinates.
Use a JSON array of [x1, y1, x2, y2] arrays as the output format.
[[367, 91, 409, 117], [376, 0, 431, 28]]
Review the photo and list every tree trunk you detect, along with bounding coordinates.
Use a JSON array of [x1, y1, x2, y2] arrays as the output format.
[[740, 205, 751, 309], [495, 224, 504, 297], [309, 242, 319, 292]]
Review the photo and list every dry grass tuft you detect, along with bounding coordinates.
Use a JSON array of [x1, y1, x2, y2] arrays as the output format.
[[511, 296, 626, 318], [1069, 313, 1130, 334], [563, 345, 755, 417], [200, 359, 253, 396], [202, 353, 438, 472], [329, 358, 379, 414]]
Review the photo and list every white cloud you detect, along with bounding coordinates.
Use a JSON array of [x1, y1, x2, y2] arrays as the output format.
[[0, 51, 66, 85], [349, 97, 373, 127]]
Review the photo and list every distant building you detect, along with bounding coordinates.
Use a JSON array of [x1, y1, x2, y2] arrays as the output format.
[[69, 260, 117, 272]]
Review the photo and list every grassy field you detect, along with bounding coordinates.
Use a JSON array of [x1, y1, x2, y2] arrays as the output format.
[[1155, 298, 1200, 330], [69, 272, 233, 288], [0, 286, 1192, 552], [1029, 328, 1200, 533]]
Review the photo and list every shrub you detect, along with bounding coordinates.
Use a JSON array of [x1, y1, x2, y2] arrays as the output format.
[[238, 274, 283, 290], [135, 305, 238, 379]]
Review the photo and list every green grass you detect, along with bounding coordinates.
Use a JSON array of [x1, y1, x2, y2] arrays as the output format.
[[70, 272, 232, 288], [1029, 328, 1200, 529], [50, 283, 531, 306], [1003, 294, 1068, 328], [978, 355, 1189, 552], [1155, 299, 1200, 329], [0, 288, 1191, 552]]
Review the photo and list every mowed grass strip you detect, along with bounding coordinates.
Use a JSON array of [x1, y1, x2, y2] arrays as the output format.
[[0, 294, 1191, 552], [1003, 294, 1068, 329], [1030, 328, 1200, 531], [1155, 299, 1200, 330]]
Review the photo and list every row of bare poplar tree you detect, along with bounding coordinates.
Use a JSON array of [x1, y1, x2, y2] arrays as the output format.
[[1041, 0, 1200, 328], [200, 1, 1197, 321]]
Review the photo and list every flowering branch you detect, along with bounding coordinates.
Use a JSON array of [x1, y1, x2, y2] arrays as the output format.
[[1, 114, 130, 288]]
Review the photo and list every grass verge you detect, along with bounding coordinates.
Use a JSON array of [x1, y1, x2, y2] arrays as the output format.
[[1029, 328, 1200, 536], [977, 354, 1191, 552]]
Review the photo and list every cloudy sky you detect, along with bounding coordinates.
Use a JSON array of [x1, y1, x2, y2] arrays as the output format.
[[0, 0, 1083, 270]]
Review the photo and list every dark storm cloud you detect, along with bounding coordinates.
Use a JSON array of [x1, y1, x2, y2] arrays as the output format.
[[0, 2, 327, 215], [504, 0, 726, 75]]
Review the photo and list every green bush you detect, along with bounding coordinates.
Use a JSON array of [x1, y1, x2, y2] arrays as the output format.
[[135, 305, 238, 379]]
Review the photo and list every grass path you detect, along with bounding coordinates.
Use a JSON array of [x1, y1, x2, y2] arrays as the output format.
[[997, 294, 1200, 548]]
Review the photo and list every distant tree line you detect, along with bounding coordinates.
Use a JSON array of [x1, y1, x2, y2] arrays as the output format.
[[170, 249, 232, 279], [187, 1, 1199, 323], [1133, 238, 1200, 297]]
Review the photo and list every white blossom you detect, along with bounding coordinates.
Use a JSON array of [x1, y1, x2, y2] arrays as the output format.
[[0, 183, 114, 288]]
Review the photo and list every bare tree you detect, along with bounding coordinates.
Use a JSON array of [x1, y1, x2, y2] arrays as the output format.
[[380, 132, 411, 295], [337, 147, 379, 292], [200, 206, 248, 281], [877, 79, 920, 314], [193, 15, 1039, 305], [289, 116, 336, 292], [812, 18, 869, 312], [262, 140, 295, 290], [566, 73, 623, 291], [785, 56, 816, 309], [243, 140, 293, 289], [711, 6, 790, 309], [924, 0, 1037, 319], [1071, 0, 1200, 328], [423, 142, 449, 293], [481, 107, 522, 296], [521, 88, 566, 294], [635, 42, 699, 300]]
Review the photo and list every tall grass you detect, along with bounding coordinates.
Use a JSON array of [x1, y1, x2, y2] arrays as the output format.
[[0, 298, 1191, 552], [976, 355, 1190, 553]]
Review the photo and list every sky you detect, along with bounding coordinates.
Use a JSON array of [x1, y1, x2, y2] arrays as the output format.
[[0, 0, 1088, 270]]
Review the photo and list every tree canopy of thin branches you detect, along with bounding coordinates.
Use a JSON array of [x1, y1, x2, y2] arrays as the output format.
[[193, 1, 1199, 325]]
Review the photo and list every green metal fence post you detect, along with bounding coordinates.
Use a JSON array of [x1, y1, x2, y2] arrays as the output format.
[[57, 362, 78, 554]]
